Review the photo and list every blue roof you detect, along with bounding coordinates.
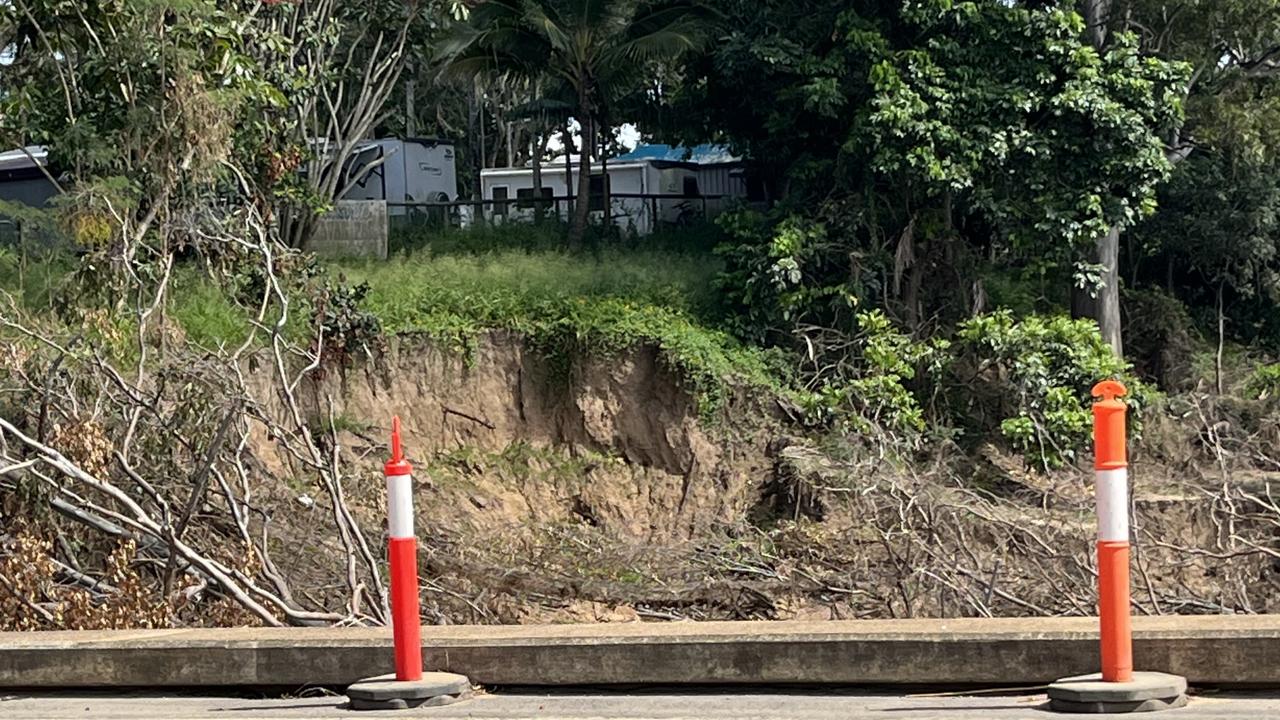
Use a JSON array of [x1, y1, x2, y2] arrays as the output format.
[[614, 143, 739, 165]]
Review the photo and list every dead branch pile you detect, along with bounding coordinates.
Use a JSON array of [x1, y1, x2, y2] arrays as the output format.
[[407, 445, 1280, 624], [0, 212, 390, 629]]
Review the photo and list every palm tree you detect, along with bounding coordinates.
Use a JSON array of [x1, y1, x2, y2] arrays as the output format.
[[439, 0, 711, 245], [509, 90, 576, 223]]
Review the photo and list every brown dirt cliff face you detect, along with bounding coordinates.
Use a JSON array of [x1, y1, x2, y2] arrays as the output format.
[[272, 331, 779, 543]]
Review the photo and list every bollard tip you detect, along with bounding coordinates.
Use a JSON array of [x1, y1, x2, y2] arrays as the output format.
[[385, 416, 412, 475], [1091, 380, 1127, 402], [390, 416, 403, 462]]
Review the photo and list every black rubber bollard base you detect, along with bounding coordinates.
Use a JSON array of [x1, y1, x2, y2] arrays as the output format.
[[1047, 672, 1188, 714], [346, 672, 472, 711]]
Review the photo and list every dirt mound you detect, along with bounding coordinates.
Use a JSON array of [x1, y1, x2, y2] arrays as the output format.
[[259, 331, 779, 542]]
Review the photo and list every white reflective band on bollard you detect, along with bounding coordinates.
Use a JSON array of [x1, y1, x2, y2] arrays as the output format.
[[1095, 467, 1129, 542], [386, 473, 414, 539]]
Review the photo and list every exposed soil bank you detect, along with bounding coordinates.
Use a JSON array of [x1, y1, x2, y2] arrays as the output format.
[[245, 333, 1279, 625], [251, 331, 779, 543]]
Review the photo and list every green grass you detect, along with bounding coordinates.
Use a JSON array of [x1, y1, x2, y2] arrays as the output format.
[[0, 249, 272, 351], [3, 223, 793, 417], [338, 231, 791, 417], [0, 246, 76, 311], [169, 271, 254, 349], [342, 249, 724, 327], [389, 217, 724, 257], [168, 267, 310, 351]]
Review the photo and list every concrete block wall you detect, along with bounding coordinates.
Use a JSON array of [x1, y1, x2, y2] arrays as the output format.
[[306, 200, 388, 260]]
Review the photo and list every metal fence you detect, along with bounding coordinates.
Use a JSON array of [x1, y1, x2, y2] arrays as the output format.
[[387, 192, 730, 234]]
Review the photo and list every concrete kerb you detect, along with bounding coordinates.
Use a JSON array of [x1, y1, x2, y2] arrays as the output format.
[[2, 617, 1280, 690]]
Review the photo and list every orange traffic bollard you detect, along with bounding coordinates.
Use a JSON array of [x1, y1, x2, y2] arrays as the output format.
[[347, 418, 472, 710], [384, 416, 423, 682], [1092, 380, 1132, 683], [1047, 381, 1186, 712]]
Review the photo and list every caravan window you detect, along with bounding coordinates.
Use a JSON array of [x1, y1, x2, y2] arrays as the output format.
[[516, 187, 553, 209], [491, 185, 509, 216], [589, 174, 610, 212], [682, 176, 700, 197]]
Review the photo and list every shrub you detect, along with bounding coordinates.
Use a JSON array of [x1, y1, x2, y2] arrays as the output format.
[[1247, 363, 1280, 400], [311, 278, 385, 368], [955, 311, 1141, 469], [170, 272, 253, 349], [796, 310, 949, 444], [1123, 288, 1201, 391], [713, 210, 856, 344]]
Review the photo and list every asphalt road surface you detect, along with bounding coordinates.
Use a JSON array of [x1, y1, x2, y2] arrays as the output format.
[[3, 689, 1280, 719]]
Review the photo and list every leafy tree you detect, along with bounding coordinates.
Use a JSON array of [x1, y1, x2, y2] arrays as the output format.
[[0, 1, 284, 263], [1076, 0, 1280, 355], [663, 1, 1184, 354], [954, 310, 1134, 468], [260, 0, 465, 248], [1128, 132, 1280, 388], [1114, 0, 1280, 374], [439, 0, 711, 245]]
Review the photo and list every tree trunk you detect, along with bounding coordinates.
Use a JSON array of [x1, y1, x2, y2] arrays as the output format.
[[904, 259, 923, 329], [1072, 0, 1123, 357], [563, 122, 575, 222], [1215, 280, 1225, 395], [405, 73, 417, 137], [468, 82, 484, 224], [570, 113, 593, 247], [1083, 0, 1111, 49], [479, 93, 487, 171], [1071, 226, 1123, 356], [506, 121, 514, 168], [532, 130, 547, 224], [599, 116, 611, 232]]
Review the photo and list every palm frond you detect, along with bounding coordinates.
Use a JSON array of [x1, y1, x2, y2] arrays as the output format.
[[435, 5, 557, 78], [435, 54, 500, 83], [625, 2, 719, 40], [520, 0, 575, 55], [622, 29, 700, 60], [508, 96, 577, 120]]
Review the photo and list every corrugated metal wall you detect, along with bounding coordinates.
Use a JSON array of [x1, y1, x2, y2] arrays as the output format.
[[696, 164, 747, 216], [695, 165, 742, 197]]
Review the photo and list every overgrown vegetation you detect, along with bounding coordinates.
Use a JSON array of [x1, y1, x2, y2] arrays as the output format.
[[4, 0, 1280, 631], [345, 230, 787, 417]]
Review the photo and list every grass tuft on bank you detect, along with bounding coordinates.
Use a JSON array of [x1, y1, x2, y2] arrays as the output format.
[[1, 222, 793, 416], [339, 224, 791, 416]]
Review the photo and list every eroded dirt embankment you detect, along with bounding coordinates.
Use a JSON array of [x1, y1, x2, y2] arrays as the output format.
[[245, 333, 1279, 624], [253, 331, 781, 543]]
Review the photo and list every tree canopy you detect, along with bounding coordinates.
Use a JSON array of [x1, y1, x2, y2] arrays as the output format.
[[656, 1, 1186, 346], [438, 0, 712, 244]]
